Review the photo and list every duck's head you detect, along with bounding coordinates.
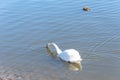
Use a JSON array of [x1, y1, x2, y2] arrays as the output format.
[[83, 6, 91, 11]]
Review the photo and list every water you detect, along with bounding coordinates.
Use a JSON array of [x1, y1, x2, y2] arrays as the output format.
[[0, 0, 120, 80]]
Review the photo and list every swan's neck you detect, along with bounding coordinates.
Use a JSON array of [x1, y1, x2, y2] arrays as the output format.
[[52, 43, 62, 55]]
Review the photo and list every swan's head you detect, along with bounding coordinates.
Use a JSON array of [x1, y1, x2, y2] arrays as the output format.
[[46, 42, 62, 56], [46, 43, 58, 57], [46, 43, 57, 48]]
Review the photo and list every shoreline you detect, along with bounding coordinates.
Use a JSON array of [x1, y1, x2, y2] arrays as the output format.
[[0, 66, 22, 80]]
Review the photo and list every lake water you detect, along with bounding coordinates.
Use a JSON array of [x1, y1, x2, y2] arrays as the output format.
[[0, 0, 120, 80]]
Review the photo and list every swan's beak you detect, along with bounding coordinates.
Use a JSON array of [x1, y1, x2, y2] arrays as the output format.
[[46, 43, 51, 48], [45, 45, 48, 48]]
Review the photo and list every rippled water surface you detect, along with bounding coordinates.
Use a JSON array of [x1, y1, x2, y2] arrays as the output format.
[[0, 0, 120, 80]]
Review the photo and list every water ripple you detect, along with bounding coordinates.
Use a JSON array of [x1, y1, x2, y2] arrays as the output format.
[[0, 0, 120, 80]]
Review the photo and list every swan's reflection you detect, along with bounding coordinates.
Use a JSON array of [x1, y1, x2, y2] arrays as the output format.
[[62, 61, 82, 71], [46, 46, 82, 71]]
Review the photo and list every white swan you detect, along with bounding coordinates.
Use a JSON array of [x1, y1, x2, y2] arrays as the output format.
[[46, 43, 82, 63]]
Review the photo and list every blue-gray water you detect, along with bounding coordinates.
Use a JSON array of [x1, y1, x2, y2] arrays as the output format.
[[0, 0, 120, 80]]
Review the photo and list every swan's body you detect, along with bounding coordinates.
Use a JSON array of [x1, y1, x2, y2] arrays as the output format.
[[46, 43, 82, 63]]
